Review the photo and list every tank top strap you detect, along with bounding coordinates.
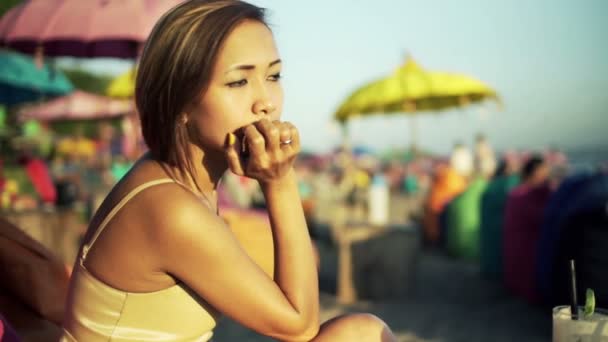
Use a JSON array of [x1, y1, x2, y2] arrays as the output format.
[[81, 179, 176, 261]]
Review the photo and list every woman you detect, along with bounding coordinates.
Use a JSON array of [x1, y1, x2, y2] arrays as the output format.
[[61, 1, 395, 341]]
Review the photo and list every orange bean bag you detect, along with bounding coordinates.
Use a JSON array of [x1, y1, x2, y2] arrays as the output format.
[[423, 166, 467, 245]]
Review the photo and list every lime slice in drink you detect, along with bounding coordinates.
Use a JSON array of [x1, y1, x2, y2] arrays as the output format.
[[584, 288, 595, 318]]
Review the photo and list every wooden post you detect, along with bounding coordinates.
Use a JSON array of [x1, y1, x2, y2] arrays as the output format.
[[409, 115, 418, 155], [331, 204, 357, 304], [403, 101, 418, 156], [340, 121, 350, 150]]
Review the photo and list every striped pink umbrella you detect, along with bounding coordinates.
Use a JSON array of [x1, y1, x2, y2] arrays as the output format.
[[0, 0, 184, 58], [18, 90, 133, 121]]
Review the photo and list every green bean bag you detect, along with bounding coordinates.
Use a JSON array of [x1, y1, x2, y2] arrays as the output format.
[[446, 178, 488, 259]]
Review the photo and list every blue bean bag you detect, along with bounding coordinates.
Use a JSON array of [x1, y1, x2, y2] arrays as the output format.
[[548, 173, 608, 308], [536, 172, 597, 304]]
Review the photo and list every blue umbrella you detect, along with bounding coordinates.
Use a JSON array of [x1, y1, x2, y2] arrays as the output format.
[[0, 49, 73, 106]]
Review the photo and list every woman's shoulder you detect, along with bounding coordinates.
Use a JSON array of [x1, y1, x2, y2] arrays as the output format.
[[112, 159, 209, 219], [123, 160, 223, 237]]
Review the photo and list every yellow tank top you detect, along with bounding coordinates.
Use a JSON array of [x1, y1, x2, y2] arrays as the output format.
[[61, 179, 219, 341]]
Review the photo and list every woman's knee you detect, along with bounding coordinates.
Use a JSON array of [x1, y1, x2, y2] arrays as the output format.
[[313, 313, 396, 342], [347, 314, 395, 342]]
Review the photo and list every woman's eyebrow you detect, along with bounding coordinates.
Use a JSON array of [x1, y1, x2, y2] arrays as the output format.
[[225, 59, 282, 74]]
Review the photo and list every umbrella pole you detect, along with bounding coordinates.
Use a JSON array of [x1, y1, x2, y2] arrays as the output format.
[[409, 115, 418, 155], [403, 101, 418, 157], [340, 122, 350, 150]]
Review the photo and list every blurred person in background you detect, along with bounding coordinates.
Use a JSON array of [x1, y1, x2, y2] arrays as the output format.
[[543, 146, 569, 188], [402, 163, 419, 195], [50, 148, 81, 210], [383, 161, 403, 192], [450, 140, 474, 179], [474, 133, 497, 179], [520, 155, 551, 189], [95, 123, 115, 168], [60, 1, 395, 341], [309, 157, 339, 225]]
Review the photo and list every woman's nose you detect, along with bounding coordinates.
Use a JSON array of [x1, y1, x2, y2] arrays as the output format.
[[252, 99, 276, 116]]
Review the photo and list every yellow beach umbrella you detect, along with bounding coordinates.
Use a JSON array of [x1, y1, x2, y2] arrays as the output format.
[[334, 56, 500, 149], [106, 68, 136, 98]]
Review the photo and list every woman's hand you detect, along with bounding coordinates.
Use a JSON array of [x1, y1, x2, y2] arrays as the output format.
[[225, 119, 300, 185]]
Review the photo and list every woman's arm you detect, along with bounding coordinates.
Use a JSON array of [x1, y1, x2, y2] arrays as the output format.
[[153, 120, 319, 341], [261, 168, 319, 331]]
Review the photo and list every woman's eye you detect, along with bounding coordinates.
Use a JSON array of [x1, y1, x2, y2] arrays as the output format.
[[227, 79, 247, 88], [268, 73, 282, 82]]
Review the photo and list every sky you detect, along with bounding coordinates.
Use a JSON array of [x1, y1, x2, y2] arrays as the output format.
[[73, 0, 608, 155]]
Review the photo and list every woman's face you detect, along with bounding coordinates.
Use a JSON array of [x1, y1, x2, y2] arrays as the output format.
[[187, 20, 283, 153]]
